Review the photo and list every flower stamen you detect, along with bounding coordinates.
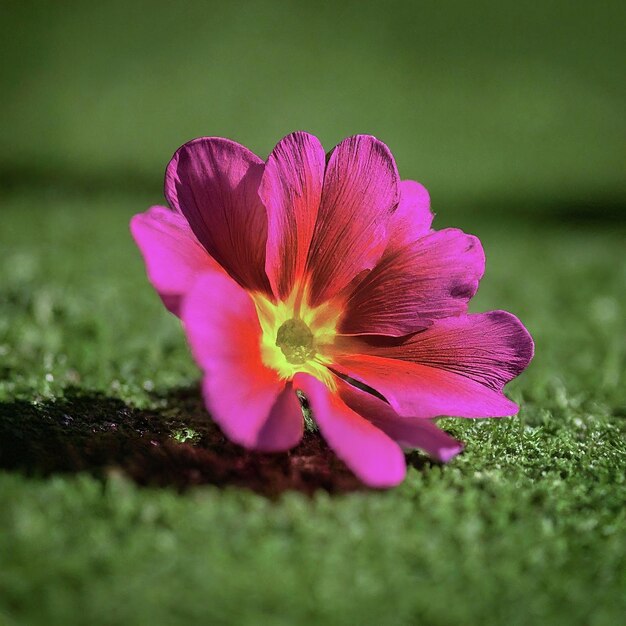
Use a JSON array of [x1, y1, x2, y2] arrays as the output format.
[[276, 318, 316, 364]]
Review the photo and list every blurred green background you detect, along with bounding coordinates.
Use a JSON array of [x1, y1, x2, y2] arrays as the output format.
[[1, 2, 625, 626], [1, 0, 625, 213]]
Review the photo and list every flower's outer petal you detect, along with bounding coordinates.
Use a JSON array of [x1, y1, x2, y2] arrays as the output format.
[[387, 180, 433, 250], [183, 272, 303, 450], [334, 311, 534, 418], [255, 381, 305, 452], [339, 229, 485, 336], [165, 137, 271, 295], [130, 205, 221, 316], [261, 131, 326, 300], [294, 373, 406, 487], [337, 379, 464, 462], [306, 135, 400, 306]]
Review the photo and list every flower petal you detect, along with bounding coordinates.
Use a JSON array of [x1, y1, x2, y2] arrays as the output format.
[[339, 228, 485, 336], [333, 311, 534, 418], [260, 131, 326, 299], [183, 272, 303, 450], [165, 137, 271, 294], [387, 180, 433, 250], [306, 135, 400, 306], [255, 381, 305, 452], [337, 379, 464, 462], [130, 206, 221, 316], [294, 373, 406, 487]]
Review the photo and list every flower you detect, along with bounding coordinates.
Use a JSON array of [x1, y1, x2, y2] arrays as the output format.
[[130, 132, 534, 488]]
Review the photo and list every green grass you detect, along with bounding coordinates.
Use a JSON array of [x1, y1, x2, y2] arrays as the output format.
[[0, 190, 624, 625]]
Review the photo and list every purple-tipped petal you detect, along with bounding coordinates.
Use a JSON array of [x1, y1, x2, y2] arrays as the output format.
[[340, 228, 485, 336], [337, 379, 464, 462], [260, 131, 326, 300], [183, 272, 303, 450], [294, 373, 406, 488], [165, 137, 271, 295], [334, 311, 534, 418], [130, 205, 220, 316], [306, 135, 400, 306]]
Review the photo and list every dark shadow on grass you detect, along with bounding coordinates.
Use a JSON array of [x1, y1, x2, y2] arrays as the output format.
[[0, 386, 431, 497]]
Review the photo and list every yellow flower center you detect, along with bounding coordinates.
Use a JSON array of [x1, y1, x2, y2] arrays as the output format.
[[275, 318, 316, 364], [251, 283, 341, 389]]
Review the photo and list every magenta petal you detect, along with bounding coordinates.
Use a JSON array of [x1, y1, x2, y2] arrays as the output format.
[[340, 228, 485, 336], [261, 131, 326, 299], [255, 381, 305, 452], [130, 206, 219, 316], [387, 180, 433, 250], [294, 373, 406, 488], [334, 311, 534, 418], [165, 137, 271, 295], [306, 135, 400, 306], [337, 379, 464, 462], [183, 272, 303, 450]]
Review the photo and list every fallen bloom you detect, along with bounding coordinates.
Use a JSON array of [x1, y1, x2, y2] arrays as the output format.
[[131, 132, 534, 487]]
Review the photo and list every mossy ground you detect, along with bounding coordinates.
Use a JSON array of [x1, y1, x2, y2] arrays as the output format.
[[0, 191, 624, 626]]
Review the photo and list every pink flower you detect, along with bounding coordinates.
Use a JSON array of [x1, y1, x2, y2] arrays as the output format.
[[130, 132, 534, 488]]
